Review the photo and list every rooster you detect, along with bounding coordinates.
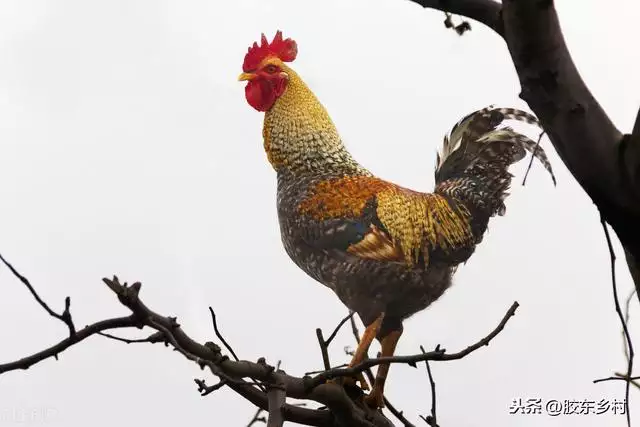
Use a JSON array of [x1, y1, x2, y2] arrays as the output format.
[[238, 31, 555, 408]]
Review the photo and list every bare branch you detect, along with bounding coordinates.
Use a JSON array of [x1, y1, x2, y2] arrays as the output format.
[[599, 218, 633, 427], [0, 252, 515, 427], [195, 378, 228, 396], [0, 252, 76, 336], [593, 375, 640, 388], [326, 312, 355, 346], [407, 0, 503, 35], [316, 329, 332, 371], [247, 408, 267, 427], [623, 289, 637, 365], [309, 302, 519, 387], [209, 307, 240, 362], [442, 11, 471, 36], [419, 346, 438, 427], [316, 312, 356, 371], [0, 251, 391, 427], [97, 330, 165, 344], [100, 275, 386, 426], [266, 381, 287, 427], [0, 316, 138, 374]]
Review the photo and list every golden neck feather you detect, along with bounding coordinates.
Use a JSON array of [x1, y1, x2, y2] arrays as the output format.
[[262, 66, 366, 176]]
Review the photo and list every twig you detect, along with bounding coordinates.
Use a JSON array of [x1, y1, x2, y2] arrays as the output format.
[[593, 376, 640, 384], [522, 130, 545, 186], [600, 217, 633, 427], [97, 330, 164, 344], [316, 312, 356, 371], [383, 399, 417, 427], [316, 329, 332, 371], [419, 346, 438, 427], [622, 289, 637, 362], [409, 0, 502, 35], [443, 11, 471, 36], [309, 302, 518, 387], [0, 252, 76, 336], [0, 316, 138, 373], [247, 408, 266, 426], [209, 307, 239, 362], [327, 312, 356, 345], [194, 378, 228, 396], [350, 314, 361, 343]]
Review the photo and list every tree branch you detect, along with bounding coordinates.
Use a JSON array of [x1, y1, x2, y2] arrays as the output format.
[[247, 408, 267, 427], [0, 316, 139, 373], [599, 219, 633, 427], [0, 252, 76, 336], [501, 0, 640, 304], [308, 301, 518, 388], [419, 346, 439, 427], [0, 255, 517, 427], [316, 312, 355, 371], [501, 0, 623, 195], [0, 257, 392, 427], [408, 0, 640, 309], [266, 380, 287, 427], [209, 307, 240, 362], [407, 0, 503, 35]]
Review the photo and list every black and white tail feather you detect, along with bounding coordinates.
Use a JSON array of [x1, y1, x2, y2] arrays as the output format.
[[433, 106, 556, 219]]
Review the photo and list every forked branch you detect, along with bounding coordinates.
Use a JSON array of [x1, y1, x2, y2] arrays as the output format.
[[0, 255, 519, 427]]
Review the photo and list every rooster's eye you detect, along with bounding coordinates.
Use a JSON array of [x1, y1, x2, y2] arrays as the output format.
[[264, 65, 278, 74]]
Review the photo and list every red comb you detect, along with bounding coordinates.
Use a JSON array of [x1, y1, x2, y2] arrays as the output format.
[[243, 31, 298, 72]]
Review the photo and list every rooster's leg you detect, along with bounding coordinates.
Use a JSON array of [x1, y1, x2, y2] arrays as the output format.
[[331, 312, 384, 391], [364, 328, 402, 408]]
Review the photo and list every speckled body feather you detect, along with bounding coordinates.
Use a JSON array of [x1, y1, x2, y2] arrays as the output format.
[[262, 64, 555, 336]]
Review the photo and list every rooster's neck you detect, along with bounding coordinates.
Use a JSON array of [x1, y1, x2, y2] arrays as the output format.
[[263, 67, 367, 176]]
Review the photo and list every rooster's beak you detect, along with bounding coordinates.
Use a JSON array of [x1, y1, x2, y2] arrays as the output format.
[[238, 72, 256, 82]]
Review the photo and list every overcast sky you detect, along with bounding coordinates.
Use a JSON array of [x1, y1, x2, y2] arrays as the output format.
[[0, 1, 638, 426]]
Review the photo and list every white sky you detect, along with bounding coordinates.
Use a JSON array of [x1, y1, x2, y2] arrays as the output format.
[[0, 1, 638, 426]]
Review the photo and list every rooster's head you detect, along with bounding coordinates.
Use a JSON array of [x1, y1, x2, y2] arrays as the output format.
[[238, 31, 298, 112]]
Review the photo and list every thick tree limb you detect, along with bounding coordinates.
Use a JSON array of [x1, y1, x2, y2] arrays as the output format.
[[407, 0, 640, 303], [405, 1, 639, 422], [266, 380, 287, 427]]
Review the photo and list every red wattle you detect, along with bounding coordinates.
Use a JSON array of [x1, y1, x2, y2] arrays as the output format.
[[245, 79, 276, 112]]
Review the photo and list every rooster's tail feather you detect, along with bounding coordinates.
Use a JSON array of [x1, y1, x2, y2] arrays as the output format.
[[434, 106, 556, 218]]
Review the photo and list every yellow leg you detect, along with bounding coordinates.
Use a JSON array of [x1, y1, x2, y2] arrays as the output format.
[[329, 312, 384, 391], [364, 329, 402, 408], [349, 312, 384, 368]]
